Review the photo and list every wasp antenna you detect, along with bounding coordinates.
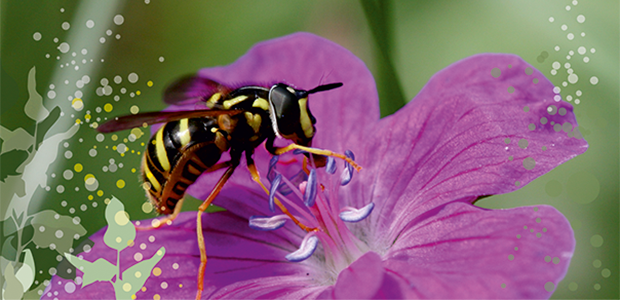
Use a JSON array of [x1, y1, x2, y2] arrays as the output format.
[[307, 82, 343, 94]]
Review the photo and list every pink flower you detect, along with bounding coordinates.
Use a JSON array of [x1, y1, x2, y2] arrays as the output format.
[[44, 33, 586, 299]]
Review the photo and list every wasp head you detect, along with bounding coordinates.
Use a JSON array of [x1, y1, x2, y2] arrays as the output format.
[[268, 82, 342, 146]]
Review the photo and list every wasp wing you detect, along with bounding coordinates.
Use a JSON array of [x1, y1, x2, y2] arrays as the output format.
[[163, 76, 232, 106], [97, 109, 242, 133]]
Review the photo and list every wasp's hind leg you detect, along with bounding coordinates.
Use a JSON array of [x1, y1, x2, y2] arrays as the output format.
[[195, 157, 239, 300]]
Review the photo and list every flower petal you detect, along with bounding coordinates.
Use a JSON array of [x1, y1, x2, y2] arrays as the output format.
[[319, 251, 384, 299], [344, 54, 587, 244], [383, 202, 574, 299], [43, 211, 317, 299]]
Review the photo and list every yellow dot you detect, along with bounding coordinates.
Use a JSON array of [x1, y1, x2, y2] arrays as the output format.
[[127, 239, 134, 246], [116, 236, 122, 243], [142, 202, 153, 213], [91, 122, 98, 129], [153, 294, 160, 300], [141, 142, 145, 146], [131, 168, 136, 173], [75, 119, 81, 124], [113, 146, 117, 150], [71, 98, 84, 111], [123, 282, 132, 292], [124, 138, 128, 143], [130, 105, 140, 114], [97, 190, 104, 197], [137, 151, 141, 155], [131, 295, 136, 300], [141, 287, 147, 292], [85, 114, 91, 119], [104, 103, 113, 112], [142, 122, 148, 128], [74, 163, 83, 172], [84, 173, 95, 181], [115, 211, 130, 225], [147, 80, 153, 87], [135, 271, 142, 278], [136, 90, 141, 95], [104, 198, 111, 204], [93, 145, 97, 149], [121, 153, 125, 157], [179, 284, 182, 288], [112, 134, 118, 141], [88, 195, 93, 200], [117, 179, 126, 189], [153, 267, 162, 276], [131, 150, 135, 153]]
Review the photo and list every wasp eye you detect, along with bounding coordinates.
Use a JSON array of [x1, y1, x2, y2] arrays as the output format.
[[269, 84, 300, 135]]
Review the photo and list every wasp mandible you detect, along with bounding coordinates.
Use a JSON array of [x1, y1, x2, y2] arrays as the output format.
[[98, 75, 361, 299]]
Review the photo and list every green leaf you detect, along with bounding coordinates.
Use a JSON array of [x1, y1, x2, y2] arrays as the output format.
[[64, 253, 116, 287], [114, 247, 165, 299], [1, 236, 17, 261], [103, 196, 136, 251], [31, 210, 87, 255], [14, 249, 35, 292], [22, 281, 47, 300], [2, 263, 24, 300], [0, 125, 34, 155], [23, 66, 49, 122], [0, 150, 30, 181]]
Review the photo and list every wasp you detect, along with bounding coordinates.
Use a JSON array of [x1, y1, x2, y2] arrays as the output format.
[[98, 75, 361, 299]]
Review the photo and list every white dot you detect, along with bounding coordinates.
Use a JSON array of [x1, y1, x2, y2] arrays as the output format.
[[55, 230, 64, 238], [134, 252, 143, 262], [80, 204, 87, 211], [58, 42, 70, 53], [578, 46, 586, 55], [172, 263, 179, 269], [48, 91, 56, 99], [549, 17, 554, 22], [577, 14, 586, 23], [128, 73, 139, 83], [33, 32, 42, 41], [575, 99, 580, 104], [115, 34, 121, 40], [159, 56, 165, 62], [554, 95, 562, 102], [161, 282, 168, 289], [550, 69, 557, 76], [576, 90, 582, 96], [99, 37, 106, 44], [106, 29, 113, 36], [569, 50, 574, 56], [114, 14, 125, 25], [590, 48, 596, 53], [567, 33, 574, 40], [554, 45, 560, 51], [564, 62, 571, 69], [552, 61, 560, 69], [562, 81, 568, 87], [566, 95, 573, 101], [64, 282, 76, 293], [572, 0, 578, 5], [86, 20, 95, 28], [568, 74, 578, 84], [61, 22, 70, 30], [565, 5, 571, 11], [567, 68, 573, 74], [590, 76, 599, 85], [561, 24, 568, 31], [553, 86, 561, 94]]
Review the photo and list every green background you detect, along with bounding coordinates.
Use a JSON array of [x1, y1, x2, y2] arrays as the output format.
[[1, 1, 618, 299]]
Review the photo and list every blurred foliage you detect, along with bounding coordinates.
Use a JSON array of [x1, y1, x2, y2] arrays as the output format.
[[1, 0, 617, 299]]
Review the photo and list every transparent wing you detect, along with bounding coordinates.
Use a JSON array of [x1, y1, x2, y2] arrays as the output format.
[[97, 109, 242, 133]]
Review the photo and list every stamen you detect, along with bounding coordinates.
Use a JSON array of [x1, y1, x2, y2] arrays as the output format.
[[269, 174, 282, 213], [267, 156, 279, 179], [285, 233, 319, 262], [325, 156, 336, 174], [340, 150, 355, 186], [304, 169, 317, 207], [249, 215, 288, 231], [339, 202, 375, 222]]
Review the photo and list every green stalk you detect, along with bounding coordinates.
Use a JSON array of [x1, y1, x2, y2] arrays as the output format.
[[360, 0, 406, 117]]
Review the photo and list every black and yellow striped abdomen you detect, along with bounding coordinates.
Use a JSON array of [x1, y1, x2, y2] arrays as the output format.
[[142, 117, 229, 214]]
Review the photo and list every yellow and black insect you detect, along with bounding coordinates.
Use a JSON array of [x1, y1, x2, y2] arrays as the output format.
[[98, 75, 360, 299]]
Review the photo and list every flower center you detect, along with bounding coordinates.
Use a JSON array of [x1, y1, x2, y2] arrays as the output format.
[[249, 151, 375, 283]]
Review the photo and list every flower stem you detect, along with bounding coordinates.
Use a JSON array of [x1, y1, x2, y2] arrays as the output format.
[[360, 0, 406, 117]]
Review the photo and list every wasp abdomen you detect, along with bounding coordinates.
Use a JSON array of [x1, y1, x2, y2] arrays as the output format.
[[142, 118, 228, 214]]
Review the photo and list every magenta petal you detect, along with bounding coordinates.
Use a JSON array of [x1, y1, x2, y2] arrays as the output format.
[[345, 54, 587, 239], [43, 211, 317, 299], [383, 202, 574, 299], [319, 251, 384, 299]]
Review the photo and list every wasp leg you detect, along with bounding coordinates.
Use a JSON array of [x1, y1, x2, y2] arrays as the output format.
[[274, 144, 361, 172], [245, 153, 317, 233], [195, 163, 237, 300]]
